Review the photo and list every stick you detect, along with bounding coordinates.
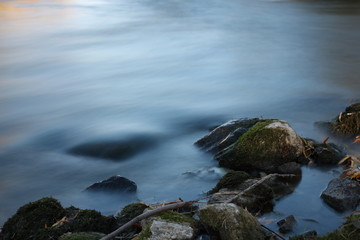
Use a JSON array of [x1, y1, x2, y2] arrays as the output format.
[[224, 173, 295, 203], [100, 173, 295, 240], [99, 201, 192, 240], [261, 224, 286, 240]]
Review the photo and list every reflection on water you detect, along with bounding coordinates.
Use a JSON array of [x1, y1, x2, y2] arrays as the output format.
[[0, 0, 360, 235]]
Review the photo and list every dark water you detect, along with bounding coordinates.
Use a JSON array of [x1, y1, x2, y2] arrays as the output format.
[[1, 0, 360, 236]]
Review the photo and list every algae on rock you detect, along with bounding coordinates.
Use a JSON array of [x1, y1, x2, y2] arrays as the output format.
[[217, 120, 304, 171]]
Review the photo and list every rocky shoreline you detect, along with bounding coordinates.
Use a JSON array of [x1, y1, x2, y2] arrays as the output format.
[[1, 103, 360, 240]]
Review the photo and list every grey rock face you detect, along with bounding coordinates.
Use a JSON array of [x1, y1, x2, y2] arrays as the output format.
[[146, 220, 194, 240], [321, 177, 360, 212]]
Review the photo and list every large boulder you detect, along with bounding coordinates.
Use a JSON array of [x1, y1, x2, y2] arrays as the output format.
[[85, 175, 137, 193], [199, 203, 265, 240], [321, 177, 360, 212], [216, 120, 304, 171]]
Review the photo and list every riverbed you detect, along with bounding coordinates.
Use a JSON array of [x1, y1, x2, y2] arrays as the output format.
[[0, 0, 359, 236]]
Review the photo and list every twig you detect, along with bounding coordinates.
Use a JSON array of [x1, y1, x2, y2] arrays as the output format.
[[99, 201, 193, 240], [100, 173, 295, 240], [261, 224, 286, 240], [224, 173, 295, 203]]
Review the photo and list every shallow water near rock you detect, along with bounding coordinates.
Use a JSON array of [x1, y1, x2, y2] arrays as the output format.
[[0, 0, 360, 236]]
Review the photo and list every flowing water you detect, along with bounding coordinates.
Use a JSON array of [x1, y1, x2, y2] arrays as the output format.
[[1, 0, 360, 236]]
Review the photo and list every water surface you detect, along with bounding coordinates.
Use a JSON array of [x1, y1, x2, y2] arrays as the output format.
[[1, 0, 360, 235]]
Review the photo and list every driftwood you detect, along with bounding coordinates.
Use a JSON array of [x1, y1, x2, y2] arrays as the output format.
[[100, 173, 295, 240]]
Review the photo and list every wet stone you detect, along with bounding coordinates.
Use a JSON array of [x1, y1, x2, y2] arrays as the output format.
[[321, 177, 360, 212], [85, 175, 137, 193], [277, 215, 297, 234]]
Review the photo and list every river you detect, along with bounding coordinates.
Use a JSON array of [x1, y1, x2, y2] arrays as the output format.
[[0, 0, 359, 236]]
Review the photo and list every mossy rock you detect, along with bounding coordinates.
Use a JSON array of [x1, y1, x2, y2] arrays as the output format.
[[199, 203, 265, 240], [1, 197, 67, 240], [116, 203, 148, 239], [117, 202, 148, 225], [209, 171, 251, 194], [317, 103, 360, 138], [333, 103, 360, 137], [59, 232, 105, 240], [217, 120, 304, 171], [70, 210, 116, 234]]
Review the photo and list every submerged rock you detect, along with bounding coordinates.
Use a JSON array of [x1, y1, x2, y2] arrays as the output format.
[[216, 120, 304, 172], [199, 203, 265, 240], [68, 135, 158, 161], [85, 175, 137, 193], [321, 177, 360, 212]]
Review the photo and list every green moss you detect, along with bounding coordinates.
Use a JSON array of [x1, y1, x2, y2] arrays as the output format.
[[1, 197, 67, 240], [155, 210, 197, 227], [199, 204, 264, 240], [70, 210, 116, 234], [59, 232, 105, 240], [117, 202, 148, 224], [229, 120, 300, 170], [136, 224, 152, 240], [210, 171, 251, 194]]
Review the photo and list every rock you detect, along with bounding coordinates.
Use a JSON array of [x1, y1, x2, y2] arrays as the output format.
[[141, 220, 194, 240], [199, 203, 265, 240], [304, 140, 346, 165], [138, 210, 198, 240], [195, 118, 264, 154], [67, 209, 116, 234], [276, 162, 301, 175], [321, 177, 360, 211], [0, 197, 116, 240], [85, 175, 137, 193], [216, 120, 304, 172], [209, 171, 252, 194], [277, 215, 297, 233], [208, 173, 274, 214], [1, 197, 67, 240], [68, 135, 158, 161], [316, 102, 360, 138], [116, 202, 149, 239], [59, 232, 106, 240]]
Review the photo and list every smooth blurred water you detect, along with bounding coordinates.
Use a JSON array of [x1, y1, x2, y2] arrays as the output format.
[[1, 0, 360, 235]]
